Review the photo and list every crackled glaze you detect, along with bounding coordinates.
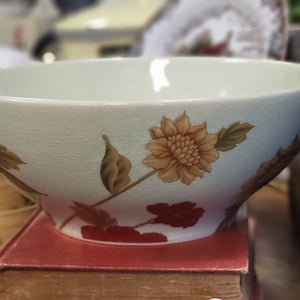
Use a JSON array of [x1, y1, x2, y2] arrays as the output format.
[[0, 58, 299, 244]]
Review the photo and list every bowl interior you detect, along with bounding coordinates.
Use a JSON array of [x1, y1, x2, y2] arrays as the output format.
[[0, 57, 300, 102]]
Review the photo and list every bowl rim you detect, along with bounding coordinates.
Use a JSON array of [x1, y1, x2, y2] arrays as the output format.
[[0, 56, 300, 106]]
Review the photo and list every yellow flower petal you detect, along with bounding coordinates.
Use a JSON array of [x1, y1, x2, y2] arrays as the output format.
[[198, 133, 218, 151], [143, 155, 173, 170], [155, 137, 169, 147], [188, 122, 206, 133], [188, 123, 207, 142], [178, 166, 196, 185], [161, 117, 177, 136], [198, 159, 211, 172], [174, 111, 191, 134], [149, 126, 164, 139], [158, 162, 180, 183], [145, 138, 168, 157], [188, 165, 204, 177], [157, 151, 172, 159], [201, 149, 219, 163]]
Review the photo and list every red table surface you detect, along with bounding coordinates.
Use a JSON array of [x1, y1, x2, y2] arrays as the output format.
[[0, 209, 248, 273]]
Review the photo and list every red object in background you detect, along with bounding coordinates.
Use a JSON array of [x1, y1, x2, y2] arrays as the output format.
[[0, 209, 248, 273], [13, 25, 24, 48], [198, 41, 228, 56]]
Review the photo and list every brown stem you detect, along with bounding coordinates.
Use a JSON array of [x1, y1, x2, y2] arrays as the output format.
[[58, 170, 158, 230], [216, 182, 287, 233], [215, 193, 249, 233], [132, 218, 155, 229], [93, 170, 157, 208], [215, 207, 239, 233], [0, 166, 47, 196]]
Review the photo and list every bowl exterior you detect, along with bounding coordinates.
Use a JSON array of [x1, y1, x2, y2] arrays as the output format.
[[0, 91, 299, 244]]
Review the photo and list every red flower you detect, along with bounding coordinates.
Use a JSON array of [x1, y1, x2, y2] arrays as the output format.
[[147, 201, 205, 228], [81, 225, 167, 243]]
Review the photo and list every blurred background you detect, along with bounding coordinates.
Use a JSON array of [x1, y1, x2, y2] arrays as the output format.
[[0, 0, 299, 299], [0, 0, 299, 64]]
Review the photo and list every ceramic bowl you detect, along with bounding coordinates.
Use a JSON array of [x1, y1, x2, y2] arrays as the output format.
[[0, 57, 299, 245]]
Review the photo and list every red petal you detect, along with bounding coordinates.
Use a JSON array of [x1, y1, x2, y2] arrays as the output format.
[[81, 225, 167, 243], [139, 232, 168, 243], [147, 203, 170, 214], [81, 225, 106, 240], [171, 201, 196, 211]]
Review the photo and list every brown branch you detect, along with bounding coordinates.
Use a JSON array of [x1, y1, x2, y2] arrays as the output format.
[[216, 135, 300, 233], [0, 166, 47, 196]]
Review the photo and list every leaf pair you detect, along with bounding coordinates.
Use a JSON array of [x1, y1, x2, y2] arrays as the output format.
[[215, 122, 254, 152], [70, 137, 132, 229]]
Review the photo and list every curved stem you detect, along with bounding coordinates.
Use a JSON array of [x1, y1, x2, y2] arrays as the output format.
[[92, 169, 157, 208], [0, 166, 47, 196], [132, 218, 155, 229], [58, 170, 157, 230]]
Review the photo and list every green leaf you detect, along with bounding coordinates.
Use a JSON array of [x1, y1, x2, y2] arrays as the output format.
[[215, 122, 254, 151], [100, 135, 132, 194], [71, 201, 117, 228], [0, 145, 25, 170]]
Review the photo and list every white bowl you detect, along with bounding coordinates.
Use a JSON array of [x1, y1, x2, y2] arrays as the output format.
[[0, 57, 299, 244]]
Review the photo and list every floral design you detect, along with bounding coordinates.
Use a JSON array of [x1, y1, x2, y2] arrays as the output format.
[[143, 112, 219, 185], [147, 201, 205, 228], [5, 111, 297, 244], [57, 111, 254, 243], [75, 200, 205, 243], [71, 201, 117, 228], [81, 225, 167, 243]]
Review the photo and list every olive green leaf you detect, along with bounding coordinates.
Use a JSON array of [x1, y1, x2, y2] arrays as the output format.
[[100, 135, 132, 194], [215, 122, 254, 151], [71, 201, 117, 228], [0, 145, 25, 170]]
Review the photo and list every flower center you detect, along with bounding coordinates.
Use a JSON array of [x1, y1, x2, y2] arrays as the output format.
[[167, 134, 201, 167]]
